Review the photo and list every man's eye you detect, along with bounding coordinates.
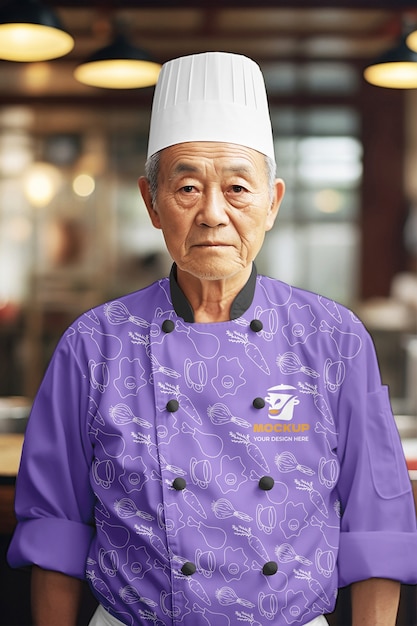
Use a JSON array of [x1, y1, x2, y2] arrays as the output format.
[[232, 185, 244, 193], [182, 185, 195, 193]]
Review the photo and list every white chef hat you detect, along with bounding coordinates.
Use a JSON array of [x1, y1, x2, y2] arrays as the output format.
[[147, 51, 275, 162]]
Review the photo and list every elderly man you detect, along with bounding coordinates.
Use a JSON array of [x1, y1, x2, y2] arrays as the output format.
[[8, 52, 417, 626]]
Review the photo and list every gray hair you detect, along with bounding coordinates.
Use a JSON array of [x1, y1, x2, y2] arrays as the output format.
[[144, 150, 276, 206]]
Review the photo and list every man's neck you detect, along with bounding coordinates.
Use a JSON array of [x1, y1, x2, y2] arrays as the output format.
[[170, 263, 257, 323]]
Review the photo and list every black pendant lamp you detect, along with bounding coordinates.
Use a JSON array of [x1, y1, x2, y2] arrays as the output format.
[[74, 30, 161, 89], [0, 0, 74, 62], [364, 32, 417, 89]]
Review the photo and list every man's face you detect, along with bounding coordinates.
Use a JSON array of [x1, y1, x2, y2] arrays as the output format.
[[140, 142, 284, 283]]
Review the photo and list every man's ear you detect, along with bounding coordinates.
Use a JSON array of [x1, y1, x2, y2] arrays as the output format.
[[138, 176, 161, 229], [265, 178, 285, 232]]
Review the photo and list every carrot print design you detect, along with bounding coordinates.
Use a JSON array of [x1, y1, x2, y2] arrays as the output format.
[[293, 568, 331, 607], [318, 295, 342, 324], [134, 524, 170, 560], [298, 382, 334, 426], [230, 431, 270, 472], [294, 479, 329, 518], [232, 524, 269, 561], [226, 330, 270, 374], [86, 569, 116, 604]]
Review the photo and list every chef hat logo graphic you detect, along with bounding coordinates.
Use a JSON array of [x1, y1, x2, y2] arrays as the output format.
[[147, 51, 275, 161], [265, 384, 300, 421]]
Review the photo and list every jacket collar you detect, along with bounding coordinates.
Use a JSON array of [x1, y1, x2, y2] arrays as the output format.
[[169, 263, 257, 322]]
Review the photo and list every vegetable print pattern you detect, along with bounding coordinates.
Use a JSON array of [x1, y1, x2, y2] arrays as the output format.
[[14, 270, 410, 626]]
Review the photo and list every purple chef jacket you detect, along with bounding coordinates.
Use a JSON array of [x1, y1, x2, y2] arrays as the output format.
[[8, 264, 417, 626]]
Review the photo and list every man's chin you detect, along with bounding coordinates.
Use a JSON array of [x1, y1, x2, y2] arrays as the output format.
[[178, 261, 248, 282]]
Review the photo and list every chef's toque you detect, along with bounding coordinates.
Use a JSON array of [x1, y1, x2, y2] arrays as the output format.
[[146, 51, 275, 162]]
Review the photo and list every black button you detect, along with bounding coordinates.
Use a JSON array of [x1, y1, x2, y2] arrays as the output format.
[[181, 561, 196, 576], [259, 476, 275, 491], [262, 561, 278, 576], [172, 477, 186, 491], [162, 319, 175, 333], [166, 399, 179, 412], [253, 397, 265, 409], [250, 319, 263, 332]]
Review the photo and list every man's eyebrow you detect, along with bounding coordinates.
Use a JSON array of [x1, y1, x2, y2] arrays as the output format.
[[171, 163, 200, 176], [223, 165, 253, 175], [171, 163, 253, 176]]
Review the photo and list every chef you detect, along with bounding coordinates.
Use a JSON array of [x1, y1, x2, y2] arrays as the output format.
[[8, 52, 417, 626]]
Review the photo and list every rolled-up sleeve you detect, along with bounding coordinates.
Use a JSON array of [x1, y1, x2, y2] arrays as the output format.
[[336, 330, 417, 586], [7, 331, 95, 579]]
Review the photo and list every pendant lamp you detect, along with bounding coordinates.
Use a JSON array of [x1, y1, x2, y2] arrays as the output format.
[[74, 32, 161, 89], [406, 29, 417, 54], [0, 0, 74, 62], [364, 33, 417, 89]]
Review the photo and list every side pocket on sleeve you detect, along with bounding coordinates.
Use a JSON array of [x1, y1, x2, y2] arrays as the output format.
[[366, 386, 411, 499]]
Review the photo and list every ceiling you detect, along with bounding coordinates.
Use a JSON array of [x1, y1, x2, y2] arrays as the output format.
[[0, 1, 415, 134]]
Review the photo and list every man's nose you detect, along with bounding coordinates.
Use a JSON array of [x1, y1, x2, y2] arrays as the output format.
[[196, 188, 229, 227]]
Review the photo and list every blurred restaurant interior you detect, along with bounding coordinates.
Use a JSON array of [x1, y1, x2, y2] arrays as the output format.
[[0, 0, 417, 624]]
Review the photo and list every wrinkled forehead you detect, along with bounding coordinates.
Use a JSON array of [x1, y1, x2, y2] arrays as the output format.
[[158, 141, 269, 182]]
